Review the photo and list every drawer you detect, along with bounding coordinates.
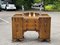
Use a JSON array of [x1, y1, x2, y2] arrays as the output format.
[[24, 19, 37, 23], [26, 27, 35, 30], [26, 24, 35, 27], [23, 23, 35, 30]]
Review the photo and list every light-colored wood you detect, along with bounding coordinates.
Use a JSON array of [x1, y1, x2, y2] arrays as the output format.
[[39, 17, 51, 41], [12, 17, 23, 41], [12, 12, 51, 42]]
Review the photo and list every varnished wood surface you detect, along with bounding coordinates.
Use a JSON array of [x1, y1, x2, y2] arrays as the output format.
[[12, 12, 51, 42]]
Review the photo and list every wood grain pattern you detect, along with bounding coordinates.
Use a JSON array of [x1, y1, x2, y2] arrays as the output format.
[[12, 13, 51, 42], [39, 17, 51, 41]]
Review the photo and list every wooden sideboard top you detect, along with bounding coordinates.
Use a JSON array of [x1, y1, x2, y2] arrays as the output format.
[[12, 12, 51, 19]]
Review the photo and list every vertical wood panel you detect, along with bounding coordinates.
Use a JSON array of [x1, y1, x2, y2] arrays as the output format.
[[39, 17, 51, 41]]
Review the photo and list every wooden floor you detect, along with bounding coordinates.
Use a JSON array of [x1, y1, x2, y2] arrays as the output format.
[[0, 11, 60, 45]]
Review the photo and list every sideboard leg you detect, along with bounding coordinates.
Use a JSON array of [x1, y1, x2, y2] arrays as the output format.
[[12, 38, 17, 42], [19, 38, 23, 41], [40, 39, 44, 42]]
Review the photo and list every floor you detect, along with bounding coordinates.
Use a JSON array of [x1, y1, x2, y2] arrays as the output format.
[[0, 11, 60, 45]]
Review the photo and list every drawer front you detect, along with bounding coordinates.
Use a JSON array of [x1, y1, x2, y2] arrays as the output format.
[[23, 23, 36, 30], [23, 19, 39, 23], [24, 19, 35, 23], [26, 23, 35, 30], [23, 19, 39, 30], [12, 17, 23, 39]]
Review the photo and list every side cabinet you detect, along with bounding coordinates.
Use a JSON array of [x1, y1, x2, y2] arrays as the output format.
[[39, 17, 51, 41], [12, 17, 23, 41]]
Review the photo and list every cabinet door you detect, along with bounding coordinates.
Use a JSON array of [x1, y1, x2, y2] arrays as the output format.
[[12, 17, 23, 39], [16, 18, 23, 39], [39, 17, 51, 39]]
